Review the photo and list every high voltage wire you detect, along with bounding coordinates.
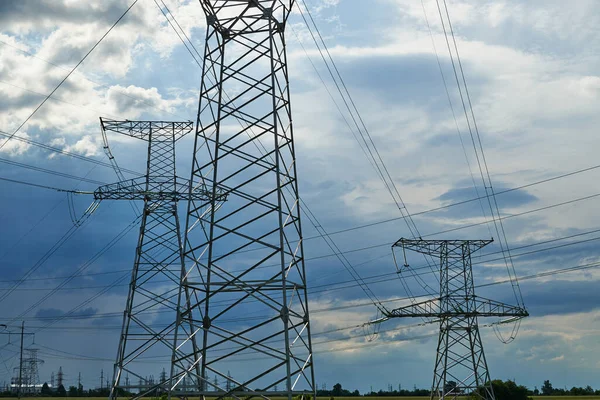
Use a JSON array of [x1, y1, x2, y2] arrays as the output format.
[[0, 157, 107, 186], [3, 233, 598, 326], [0, 39, 186, 121], [3, 0, 598, 322], [296, 0, 440, 304], [0, 0, 140, 151], [418, 0, 493, 241], [1, 2, 595, 362], [2, 159, 597, 332], [1, 185, 598, 300], [153, 2, 389, 312], [0, 79, 123, 121], [3, 224, 599, 294], [0, 130, 143, 176], [4, 216, 143, 326]]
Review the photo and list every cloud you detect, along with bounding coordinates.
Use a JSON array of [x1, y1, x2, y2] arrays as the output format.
[[63, 135, 101, 157], [34, 306, 98, 320], [0, 131, 32, 155]]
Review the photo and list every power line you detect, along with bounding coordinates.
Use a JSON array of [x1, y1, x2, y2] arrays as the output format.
[[303, 162, 600, 240], [0, 0, 140, 151], [156, 3, 390, 311], [434, 0, 525, 312], [0, 39, 186, 121], [296, 0, 440, 304], [2, 191, 598, 299], [0, 157, 107, 186], [5, 228, 598, 326], [0, 176, 88, 193], [0, 130, 143, 177]]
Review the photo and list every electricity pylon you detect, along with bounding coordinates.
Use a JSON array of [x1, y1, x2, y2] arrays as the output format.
[[171, 2, 315, 400], [93, 118, 220, 400], [385, 239, 528, 400]]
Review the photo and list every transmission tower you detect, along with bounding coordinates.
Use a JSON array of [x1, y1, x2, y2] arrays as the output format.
[[385, 239, 528, 400], [13, 348, 44, 395], [57, 367, 63, 388], [92, 118, 218, 400], [172, 2, 315, 400]]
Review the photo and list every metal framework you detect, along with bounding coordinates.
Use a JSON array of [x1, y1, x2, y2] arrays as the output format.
[[94, 118, 216, 400], [387, 239, 528, 400], [172, 2, 315, 400]]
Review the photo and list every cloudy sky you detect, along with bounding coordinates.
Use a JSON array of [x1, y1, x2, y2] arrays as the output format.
[[1, 0, 600, 394]]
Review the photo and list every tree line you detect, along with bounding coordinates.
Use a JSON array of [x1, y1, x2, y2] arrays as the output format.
[[1, 379, 599, 398]]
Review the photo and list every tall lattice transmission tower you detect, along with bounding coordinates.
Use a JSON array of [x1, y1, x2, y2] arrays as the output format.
[[92, 118, 218, 400], [12, 348, 44, 395], [385, 239, 528, 400], [171, 1, 315, 399]]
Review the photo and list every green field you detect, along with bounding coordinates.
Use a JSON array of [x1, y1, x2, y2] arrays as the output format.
[[3, 397, 600, 400]]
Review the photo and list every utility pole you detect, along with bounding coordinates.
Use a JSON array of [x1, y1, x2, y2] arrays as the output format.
[[18, 321, 24, 400], [100, 369, 104, 391]]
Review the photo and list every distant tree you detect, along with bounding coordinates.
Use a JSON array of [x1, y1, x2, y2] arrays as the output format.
[[41, 382, 52, 396], [56, 384, 67, 397], [332, 383, 342, 396], [486, 380, 531, 400], [68, 386, 77, 397], [533, 386, 539, 396], [541, 380, 553, 395]]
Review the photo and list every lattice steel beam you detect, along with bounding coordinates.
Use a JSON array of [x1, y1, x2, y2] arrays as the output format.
[[172, 2, 315, 400]]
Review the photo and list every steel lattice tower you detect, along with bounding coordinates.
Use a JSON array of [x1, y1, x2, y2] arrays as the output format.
[[171, 1, 315, 399], [386, 239, 528, 400], [93, 118, 216, 400]]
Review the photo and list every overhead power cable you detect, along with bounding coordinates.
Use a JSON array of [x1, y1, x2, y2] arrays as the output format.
[[295, 0, 450, 302], [0, 157, 107, 186], [0, 0, 140, 151], [155, 3, 390, 312], [434, 0, 525, 313], [0, 130, 143, 177], [0, 39, 185, 121], [5, 215, 142, 325], [7, 229, 598, 326]]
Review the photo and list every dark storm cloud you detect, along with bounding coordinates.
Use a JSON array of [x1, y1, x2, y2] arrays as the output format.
[[431, 184, 538, 218]]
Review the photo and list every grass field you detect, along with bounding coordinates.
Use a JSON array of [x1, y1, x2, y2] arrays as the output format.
[[3, 397, 600, 400]]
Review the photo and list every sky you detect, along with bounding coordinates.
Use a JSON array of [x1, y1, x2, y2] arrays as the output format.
[[1, 0, 600, 394]]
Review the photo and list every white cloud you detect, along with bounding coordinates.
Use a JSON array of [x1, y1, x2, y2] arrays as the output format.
[[0, 131, 32, 155], [64, 135, 101, 157]]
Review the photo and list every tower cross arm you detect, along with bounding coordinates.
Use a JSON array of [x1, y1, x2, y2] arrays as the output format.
[[393, 238, 493, 257], [93, 176, 226, 202], [384, 296, 529, 319], [100, 118, 193, 141]]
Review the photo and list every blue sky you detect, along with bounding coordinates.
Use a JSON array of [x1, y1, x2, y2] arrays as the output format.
[[1, 0, 600, 393]]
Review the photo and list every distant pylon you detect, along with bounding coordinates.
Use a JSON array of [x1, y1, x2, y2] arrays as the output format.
[[172, 2, 315, 399], [385, 239, 528, 400], [57, 367, 63, 388]]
